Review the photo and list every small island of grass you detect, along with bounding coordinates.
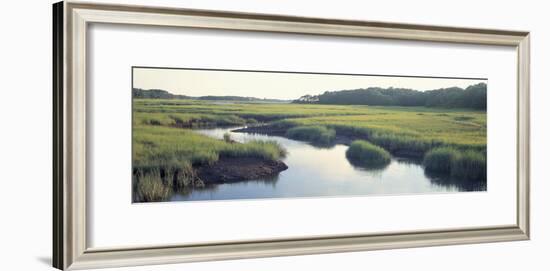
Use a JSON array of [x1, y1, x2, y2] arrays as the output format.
[[345, 140, 391, 168]]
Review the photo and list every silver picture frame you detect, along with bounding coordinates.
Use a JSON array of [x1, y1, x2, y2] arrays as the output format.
[[53, 1, 530, 270]]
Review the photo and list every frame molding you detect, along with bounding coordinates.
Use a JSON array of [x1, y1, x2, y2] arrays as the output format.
[[53, 1, 530, 270]]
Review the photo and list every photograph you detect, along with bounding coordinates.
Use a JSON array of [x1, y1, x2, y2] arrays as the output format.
[[132, 67, 487, 202]]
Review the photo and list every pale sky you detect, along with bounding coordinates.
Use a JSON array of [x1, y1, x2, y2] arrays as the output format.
[[133, 67, 486, 100]]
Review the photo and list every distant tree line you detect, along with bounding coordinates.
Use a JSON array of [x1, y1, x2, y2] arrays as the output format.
[[132, 88, 190, 99], [293, 83, 487, 110], [133, 88, 289, 103]]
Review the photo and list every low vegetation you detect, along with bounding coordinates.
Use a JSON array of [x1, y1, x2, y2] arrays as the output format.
[[286, 125, 336, 145], [136, 112, 248, 128], [134, 99, 486, 157], [134, 125, 286, 169], [423, 147, 457, 173], [133, 94, 487, 201], [133, 170, 172, 202], [423, 147, 486, 181], [272, 107, 485, 157], [346, 140, 391, 168], [450, 150, 486, 180], [132, 123, 287, 202]]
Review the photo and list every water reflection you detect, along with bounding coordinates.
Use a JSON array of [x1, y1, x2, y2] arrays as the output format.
[[169, 126, 485, 201], [346, 157, 390, 172], [424, 171, 487, 191]]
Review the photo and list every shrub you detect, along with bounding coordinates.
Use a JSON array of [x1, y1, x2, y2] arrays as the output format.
[[286, 125, 336, 145], [346, 140, 391, 167]]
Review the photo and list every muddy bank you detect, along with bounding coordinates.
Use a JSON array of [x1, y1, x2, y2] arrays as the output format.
[[197, 156, 288, 184]]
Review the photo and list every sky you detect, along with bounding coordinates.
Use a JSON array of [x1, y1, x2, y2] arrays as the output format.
[[133, 67, 487, 100]]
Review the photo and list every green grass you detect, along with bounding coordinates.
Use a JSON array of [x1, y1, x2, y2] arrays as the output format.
[[269, 107, 485, 157], [346, 140, 391, 167], [133, 125, 286, 171], [135, 112, 248, 128], [133, 98, 372, 122], [275, 109, 485, 150], [134, 98, 486, 160], [423, 147, 486, 181], [450, 150, 486, 180], [286, 125, 336, 145], [454, 115, 475, 121], [133, 98, 487, 200], [135, 100, 486, 152], [423, 147, 457, 173], [223, 133, 232, 143], [133, 170, 172, 202], [132, 121, 287, 201]]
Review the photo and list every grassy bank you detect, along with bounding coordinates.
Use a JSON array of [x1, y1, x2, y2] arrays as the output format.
[[135, 112, 249, 128], [133, 98, 487, 200], [132, 124, 287, 202], [273, 108, 486, 153], [133, 98, 373, 122], [423, 147, 486, 181], [135, 100, 486, 153], [346, 140, 391, 168], [286, 125, 336, 145]]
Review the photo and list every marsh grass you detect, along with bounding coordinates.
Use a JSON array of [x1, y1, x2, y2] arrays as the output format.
[[223, 132, 232, 143], [283, 112, 484, 156], [450, 150, 486, 180], [170, 114, 247, 128], [132, 123, 287, 201], [454, 115, 475, 121], [135, 99, 486, 150], [134, 112, 248, 128], [219, 140, 288, 160], [172, 162, 195, 188], [135, 99, 486, 172], [423, 147, 486, 181], [346, 140, 391, 168], [134, 170, 172, 202], [423, 147, 457, 173], [368, 133, 435, 156], [133, 125, 286, 169], [286, 125, 336, 145], [133, 98, 487, 200]]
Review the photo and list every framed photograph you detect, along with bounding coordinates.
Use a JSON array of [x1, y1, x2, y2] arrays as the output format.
[[53, 1, 530, 270]]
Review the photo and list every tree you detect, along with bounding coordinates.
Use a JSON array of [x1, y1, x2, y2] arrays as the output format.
[[292, 83, 487, 110]]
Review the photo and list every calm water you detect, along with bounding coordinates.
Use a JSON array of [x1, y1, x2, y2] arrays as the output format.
[[170, 127, 485, 201]]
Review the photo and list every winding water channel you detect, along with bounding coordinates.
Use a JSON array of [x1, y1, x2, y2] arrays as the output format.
[[170, 126, 485, 201]]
